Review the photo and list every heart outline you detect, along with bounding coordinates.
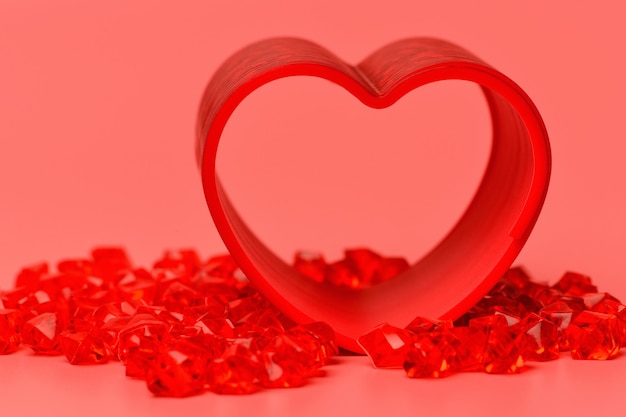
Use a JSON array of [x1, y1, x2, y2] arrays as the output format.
[[196, 37, 551, 353]]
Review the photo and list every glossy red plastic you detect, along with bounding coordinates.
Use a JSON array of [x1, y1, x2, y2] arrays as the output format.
[[196, 37, 551, 353]]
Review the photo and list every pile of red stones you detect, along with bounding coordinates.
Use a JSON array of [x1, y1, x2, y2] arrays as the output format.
[[0, 248, 338, 397], [294, 249, 625, 375], [358, 268, 625, 376], [0, 247, 624, 397]]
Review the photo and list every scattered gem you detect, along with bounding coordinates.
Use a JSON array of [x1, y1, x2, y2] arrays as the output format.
[[0, 309, 23, 354], [566, 311, 620, 360], [357, 323, 414, 368]]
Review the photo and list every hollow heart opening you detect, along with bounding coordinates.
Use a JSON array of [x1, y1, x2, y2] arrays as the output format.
[[217, 77, 491, 268]]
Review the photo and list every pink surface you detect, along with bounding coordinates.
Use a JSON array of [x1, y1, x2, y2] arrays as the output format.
[[1, 1, 625, 415]]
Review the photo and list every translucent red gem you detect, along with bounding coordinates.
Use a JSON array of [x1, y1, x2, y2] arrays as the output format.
[[566, 311, 620, 360], [357, 323, 414, 368], [0, 309, 23, 354]]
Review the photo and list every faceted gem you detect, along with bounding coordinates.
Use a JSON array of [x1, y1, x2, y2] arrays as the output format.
[[325, 260, 362, 289], [153, 249, 201, 276], [293, 251, 326, 283], [539, 302, 576, 350], [481, 327, 525, 374], [499, 267, 531, 290], [195, 315, 235, 338], [202, 254, 239, 279], [146, 339, 209, 397], [445, 327, 483, 371], [552, 271, 597, 296], [91, 302, 136, 327], [14, 262, 49, 290], [299, 321, 339, 362], [477, 294, 521, 317], [158, 281, 207, 312], [514, 313, 559, 361], [403, 331, 460, 378], [91, 247, 132, 281], [260, 333, 314, 388], [93, 312, 129, 349], [357, 323, 414, 368], [405, 316, 450, 334], [182, 296, 226, 320], [470, 315, 525, 374], [588, 300, 626, 347], [125, 343, 160, 379], [21, 312, 62, 354], [59, 327, 111, 365], [206, 343, 263, 395], [343, 248, 383, 285], [558, 296, 586, 312], [525, 282, 561, 308], [469, 314, 509, 331], [376, 257, 410, 283], [234, 309, 285, 339], [514, 293, 544, 316], [56, 258, 96, 277], [117, 268, 157, 304], [583, 292, 622, 311], [566, 311, 620, 360], [116, 315, 170, 363], [491, 306, 521, 326], [226, 294, 269, 323], [0, 309, 23, 354]]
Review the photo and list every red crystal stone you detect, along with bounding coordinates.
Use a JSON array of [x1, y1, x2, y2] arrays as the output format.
[[499, 267, 532, 290], [583, 292, 622, 311], [159, 281, 207, 312], [0, 309, 23, 354], [587, 299, 626, 347], [357, 323, 414, 368], [404, 331, 461, 378], [117, 268, 157, 304], [15, 262, 49, 290], [293, 251, 327, 283], [206, 342, 263, 395], [59, 327, 111, 365], [405, 316, 451, 334], [469, 315, 525, 374], [116, 315, 170, 363], [21, 312, 62, 354], [146, 338, 209, 397], [260, 333, 315, 388], [566, 311, 620, 360], [514, 313, 559, 361], [195, 315, 235, 338], [376, 257, 410, 283], [299, 321, 338, 362], [91, 247, 132, 281], [539, 301, 576, 350], [153, 249, 201, 276], [553, 271, 598, 296], [325, 259, 362, 289], [234, 308, 285, 339], [445, 327, 484, 371], [343, 248, 383, 285]]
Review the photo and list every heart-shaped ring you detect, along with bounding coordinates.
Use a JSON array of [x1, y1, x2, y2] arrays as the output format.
[[196, 37, 551, 353]]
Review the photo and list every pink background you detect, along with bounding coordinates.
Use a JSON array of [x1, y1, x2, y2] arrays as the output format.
[[1, 1, 625, 415]]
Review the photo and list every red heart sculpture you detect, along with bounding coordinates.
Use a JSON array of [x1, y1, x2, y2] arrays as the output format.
[[196, 37, 551, 353]]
